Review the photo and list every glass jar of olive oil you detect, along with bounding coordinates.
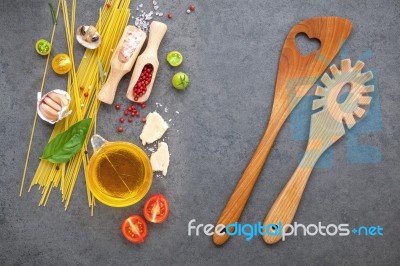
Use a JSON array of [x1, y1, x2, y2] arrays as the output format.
[[87, 135, 153, 207]]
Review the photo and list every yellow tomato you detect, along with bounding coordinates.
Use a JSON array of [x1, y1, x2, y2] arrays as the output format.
[[51, 53, 72, 74]]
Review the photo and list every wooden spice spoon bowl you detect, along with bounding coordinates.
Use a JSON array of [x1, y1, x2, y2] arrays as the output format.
[[126, 21, 167, 103], [98, 25, 146, 104], [213, 16, 352, 246]]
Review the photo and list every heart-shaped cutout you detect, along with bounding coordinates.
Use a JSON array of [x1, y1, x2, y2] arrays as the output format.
[[295, 33, 321, 56]]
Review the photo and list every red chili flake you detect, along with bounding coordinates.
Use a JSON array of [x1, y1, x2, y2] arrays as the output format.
[[167, 13, 172, 19], [115, 104, 121, 110], [189, 5, 195, 11], [80, 86, 85, 91], [106, 2, 111, 9], [117, 127, 123, 132], [141, 117, 146, 123], [119, 117, 125, 123], [128, 117, 133, 123], [84, 92, 89, 97], [124, 110, 129, 116]]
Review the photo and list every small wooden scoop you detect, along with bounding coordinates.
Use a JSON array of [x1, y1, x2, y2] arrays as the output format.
[[213, 16, 352, 246], [126, 21, 167, 103], [263, 59, 373, 244], [98, 25, 146, 104]]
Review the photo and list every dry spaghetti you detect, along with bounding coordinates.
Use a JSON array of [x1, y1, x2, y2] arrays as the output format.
[[20, 0, 132, 214]]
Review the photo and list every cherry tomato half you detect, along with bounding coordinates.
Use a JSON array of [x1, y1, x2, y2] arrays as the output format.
[[121, 215, 148, 243], [143, 194, 169, 224], [35, 39, 52, 56], [51, 53, 72, 74], [166, 50, 183, 67]]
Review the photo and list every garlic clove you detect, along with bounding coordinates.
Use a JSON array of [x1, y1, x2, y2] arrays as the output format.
[[43, 96, 62, 111], [47, 92, 69, 106], [39, 103, 59, 121]]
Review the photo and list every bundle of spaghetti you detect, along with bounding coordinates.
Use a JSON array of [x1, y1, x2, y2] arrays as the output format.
[[22, 0, 132, 212]]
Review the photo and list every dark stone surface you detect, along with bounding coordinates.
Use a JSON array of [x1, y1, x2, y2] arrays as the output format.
[[1, 0, 399, 265]]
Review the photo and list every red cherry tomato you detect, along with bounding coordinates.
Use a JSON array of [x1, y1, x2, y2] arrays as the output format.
[[121, 215, 148, 243], [143, 194, 169, 223]]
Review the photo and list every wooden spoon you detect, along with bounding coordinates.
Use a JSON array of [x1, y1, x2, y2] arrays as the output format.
[[263, 59, 373, 244], [98, 25, 146, 104], [213, 16, 352, 246], [126, 21, 167, 103]]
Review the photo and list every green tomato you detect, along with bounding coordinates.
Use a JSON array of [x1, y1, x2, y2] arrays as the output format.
[[166, 51, 183, 67], [35, 39, 51, 56], [172, 72, 190, 90]]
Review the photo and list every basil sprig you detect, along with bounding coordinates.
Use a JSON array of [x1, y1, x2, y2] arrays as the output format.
[[48, 3, 57, 25], [41, 118, 92, 163]]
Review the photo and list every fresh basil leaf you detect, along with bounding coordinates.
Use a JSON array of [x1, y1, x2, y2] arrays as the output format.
[[41, 118, 92, 163]]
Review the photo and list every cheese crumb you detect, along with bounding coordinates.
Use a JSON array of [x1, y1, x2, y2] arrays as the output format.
[[150, 142, 170, 176], [140, 112, 168, 145]]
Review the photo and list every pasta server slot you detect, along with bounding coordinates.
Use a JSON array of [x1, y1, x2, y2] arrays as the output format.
[[98, 25, 146, 104], [213, 16, 352, 246], [263, 59, 374, 244], [126, 21, 167, 103]]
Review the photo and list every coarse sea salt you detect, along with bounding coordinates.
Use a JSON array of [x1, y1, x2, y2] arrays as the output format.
[[133, 2, 165, 31], [120, 31, 142, 60]]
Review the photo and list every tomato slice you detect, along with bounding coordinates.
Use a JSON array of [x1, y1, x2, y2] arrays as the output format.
[[143, 194, 169, 223], [121, 215, 148, 243], [166, 50, 183, 67], [35, 39, 51, 56]]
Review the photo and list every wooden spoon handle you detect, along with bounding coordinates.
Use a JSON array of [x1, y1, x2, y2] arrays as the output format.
[[213, 124, 280, 245], [262, 148, 321, 244], [145, 21, 167, 54], [97, 68, 125, 104], [262, 166, 313, 244]]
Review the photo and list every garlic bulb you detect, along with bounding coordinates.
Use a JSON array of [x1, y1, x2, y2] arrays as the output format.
[[37, 90, 71, 124]]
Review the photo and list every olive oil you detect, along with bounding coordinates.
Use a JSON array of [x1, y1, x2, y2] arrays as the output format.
[[87, 136, 152, 207]]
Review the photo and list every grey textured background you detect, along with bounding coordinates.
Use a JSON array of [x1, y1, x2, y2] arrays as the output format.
[[1, 0, 399, 265]]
